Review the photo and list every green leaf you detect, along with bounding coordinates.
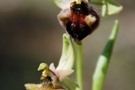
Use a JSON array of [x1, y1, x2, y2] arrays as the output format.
[[92, 20, 119, 90], [91, 0, 123, 16]]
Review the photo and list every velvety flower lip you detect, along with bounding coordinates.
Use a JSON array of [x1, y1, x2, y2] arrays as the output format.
[[25, 83, 65, 90], [57, 0, 100, 41]]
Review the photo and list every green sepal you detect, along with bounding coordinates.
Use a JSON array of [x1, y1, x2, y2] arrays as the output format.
[[49, 0, 72, 9], [91, 0, 123, 16], [57, 34, 75, 70]]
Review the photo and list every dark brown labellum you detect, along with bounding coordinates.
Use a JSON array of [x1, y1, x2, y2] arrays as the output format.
[[66, 1, 100, 41]]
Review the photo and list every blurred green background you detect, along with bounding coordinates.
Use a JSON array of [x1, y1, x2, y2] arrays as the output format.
[[0, 0, 134, 90]]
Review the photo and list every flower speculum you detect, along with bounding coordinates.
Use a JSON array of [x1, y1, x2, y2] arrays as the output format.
[[58, 1, 100, 41]]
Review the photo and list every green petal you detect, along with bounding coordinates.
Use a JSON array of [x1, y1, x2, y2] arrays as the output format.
[[91, 0, 123, 16], [56, 34, 75, 70], [37, 63, 48, 71]]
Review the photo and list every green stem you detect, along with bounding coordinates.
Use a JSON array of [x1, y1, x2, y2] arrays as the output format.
[[76, 41, 83, 90], [92, 20, 119, 90]]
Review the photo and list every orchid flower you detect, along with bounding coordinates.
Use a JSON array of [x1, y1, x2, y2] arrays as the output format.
[[54, 0, 122, 41], [25, 34, 79, 90]]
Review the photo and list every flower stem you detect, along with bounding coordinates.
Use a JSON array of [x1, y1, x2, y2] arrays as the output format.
[[76, 41, 83, 90], [92, 20, 119, 90]]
